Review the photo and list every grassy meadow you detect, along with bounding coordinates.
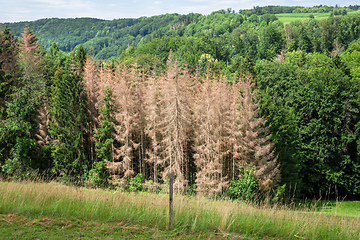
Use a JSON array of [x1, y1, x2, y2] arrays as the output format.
[[276, 10, 360, 23], [1, 181, 360, 239], [323, 200, 360, 217]]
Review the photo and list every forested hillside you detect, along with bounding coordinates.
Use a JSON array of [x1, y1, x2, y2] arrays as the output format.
[[1, 5, 360, 200], [0, 15, 188, 59], [1, 5, 359, 60]]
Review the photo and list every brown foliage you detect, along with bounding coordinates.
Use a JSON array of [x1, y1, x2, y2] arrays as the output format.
[[18, 27, 43, 82], [112, 65, 137, 178], [83, 57, 101, 163], [35, 104, 51, 147], [193, 76, 229, 196], [159, 57, 193, 192], [237, 75, 280, 191], [81, 56, 280, 193], [144, 73, 162, 184]]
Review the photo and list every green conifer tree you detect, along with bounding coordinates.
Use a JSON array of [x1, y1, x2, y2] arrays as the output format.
[[298, 25, 313, 53], [49, 58, 87, 178], [88, 88, 114, 187], [0, 27, 18, 164]]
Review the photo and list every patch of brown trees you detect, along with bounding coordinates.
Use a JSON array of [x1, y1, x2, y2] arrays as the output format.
[[83, 55, 279, 196]]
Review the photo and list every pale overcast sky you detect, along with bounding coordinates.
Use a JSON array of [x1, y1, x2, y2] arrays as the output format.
[[0, 0, 358, 23]]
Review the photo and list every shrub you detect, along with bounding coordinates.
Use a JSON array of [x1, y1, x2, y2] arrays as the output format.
[[129, 173, 144, 192], [87, 161, 109, 188], [227, 164, 258, 201]]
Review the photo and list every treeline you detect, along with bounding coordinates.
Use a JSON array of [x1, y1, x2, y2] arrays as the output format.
[[239, 5, 360, 15], [118, 13, 360, 75], [1, 6, 359, 61], [1, 10, 360, 199]]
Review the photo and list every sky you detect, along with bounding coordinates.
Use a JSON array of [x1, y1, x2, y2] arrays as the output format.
[[0, 0, 359, 23]]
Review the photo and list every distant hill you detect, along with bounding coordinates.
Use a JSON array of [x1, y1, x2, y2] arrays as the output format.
[[1, 5, 359, 60], [0, 14, 191, 59]]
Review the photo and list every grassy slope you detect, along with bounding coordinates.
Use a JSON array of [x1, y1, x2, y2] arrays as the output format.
[[1, 181, 360, 239], [276, 10, 360, 24]]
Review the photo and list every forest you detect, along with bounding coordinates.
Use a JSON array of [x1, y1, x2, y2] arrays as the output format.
[[1, 5, 360, 201], [1, 5, 359, 60]]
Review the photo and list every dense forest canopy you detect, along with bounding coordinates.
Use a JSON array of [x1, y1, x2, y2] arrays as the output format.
[[1, 5, 360, 200]]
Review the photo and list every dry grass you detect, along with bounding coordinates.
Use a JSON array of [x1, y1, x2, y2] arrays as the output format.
[[1, 181, 359, 239]]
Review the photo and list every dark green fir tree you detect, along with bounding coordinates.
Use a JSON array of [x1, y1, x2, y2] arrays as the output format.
[[48, 56, 87, 179], [88, 88, 114, 187]]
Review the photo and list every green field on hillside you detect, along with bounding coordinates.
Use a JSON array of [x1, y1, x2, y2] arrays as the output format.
[[276, 10, 360, 23]]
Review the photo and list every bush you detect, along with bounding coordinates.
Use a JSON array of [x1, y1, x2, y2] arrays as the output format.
[[186, 183, 197, 197], [87, 161, 109, 188], [227, 165, 258, 201], [129, 173, 144, 192]]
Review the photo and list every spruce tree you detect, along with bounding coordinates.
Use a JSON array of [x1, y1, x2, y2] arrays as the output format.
[[229, 79, 243, 180], [132, 68, 147, 176], [112, 64, 137, 179], [298, 25, 313, 53], [0, 26, 17, 119], [159, 54, 193, 192], [94, 88, 114, 161], [89, 87, 114, 187], [83, 56, 101, 164], [0, 27, 18, 163], [1, 27, 46, 174], [193, 76, 228, 196], [144, 73, 162, 184], [49, 56, 87, 178], [238, 75, 280, 191]]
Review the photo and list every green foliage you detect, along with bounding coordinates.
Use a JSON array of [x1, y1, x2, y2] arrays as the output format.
[[1, 14, 196, 59], [0, 27, 17, 121], [227, 165, 259, 201], [129, 173, 144, 192], [256, 51, 360, 197], [298, 25, 313, 53], [259, 14, 278, 24], [0, 28, 46, 175], [186, 184, 197, 196], [94, 88, 114, 162], [2, 9, 360, 72], [1, 137, 36, 175], [87, 88, 114, 188], [259, 92, 303, 197], [76, 45, 87, 69], [87, 161, 109, 188], [257, 23, 284, 60], [49, 61, 87, 177], [197, 53, 218, 73], [238, 5, 355, 16], [272, 184, 286, 203]]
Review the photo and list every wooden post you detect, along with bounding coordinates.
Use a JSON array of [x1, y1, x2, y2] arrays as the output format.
[[169, 172, 174, 230]]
